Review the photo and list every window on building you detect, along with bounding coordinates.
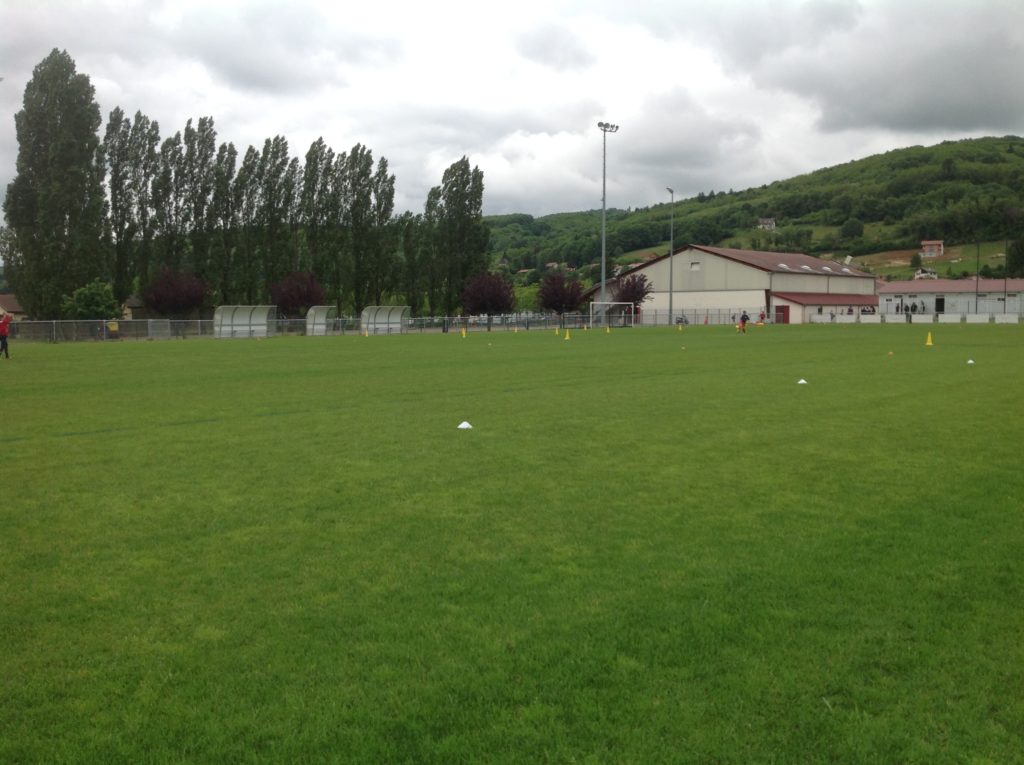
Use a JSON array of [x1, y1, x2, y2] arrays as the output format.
[[690, 262, 701, 271]]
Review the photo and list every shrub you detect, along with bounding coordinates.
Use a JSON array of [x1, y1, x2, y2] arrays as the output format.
[[269, 272, 324, 318], [143, 268, 207, 317], [537, 272, 584, 315], [462, 273, 516, 317], [61, 280, 121, 319], [612, 273, 653, 309]]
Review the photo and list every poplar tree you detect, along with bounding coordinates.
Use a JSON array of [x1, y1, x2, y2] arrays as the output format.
[[233, 146, 262, 303], [151, 130, 186, 271], [103, 107, 135, 300], [182, 117, 217, 282], [367, 156, 397, 305], [126, 111, 161, 287], [4, 49, 106, 317], [257, 135, 293, 290], [300, 137, 336, 283], [344, 143, 375, 313], [209, 141, 238, 303], [431, 157, 489, 315]]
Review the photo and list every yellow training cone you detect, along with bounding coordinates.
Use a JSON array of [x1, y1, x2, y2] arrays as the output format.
[[461, 327, 467, 338], [925, 332, 933, 347], [564, 329, 571, 340], [605, 326, 611, 334]]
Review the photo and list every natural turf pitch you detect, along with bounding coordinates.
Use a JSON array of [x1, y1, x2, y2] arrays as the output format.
[[4, 324, 1023, 763]]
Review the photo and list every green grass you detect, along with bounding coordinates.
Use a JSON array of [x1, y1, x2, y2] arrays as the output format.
[[4, 326, 1024, 763]]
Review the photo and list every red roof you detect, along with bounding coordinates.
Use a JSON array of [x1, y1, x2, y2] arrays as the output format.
[[772, 292, 878, 306], [0, 294, 24, 314], [878, 279, 1024, 294]]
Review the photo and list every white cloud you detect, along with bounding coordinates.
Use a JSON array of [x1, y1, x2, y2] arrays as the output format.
[[1, 0, 1022, 219]]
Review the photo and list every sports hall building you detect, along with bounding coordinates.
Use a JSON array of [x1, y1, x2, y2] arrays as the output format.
[[607, 245, 878, 324]]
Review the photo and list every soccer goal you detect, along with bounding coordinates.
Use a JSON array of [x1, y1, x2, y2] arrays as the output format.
[[589, 302, 635, 328]]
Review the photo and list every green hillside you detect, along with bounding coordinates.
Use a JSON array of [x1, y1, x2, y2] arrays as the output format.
[[488, 136, 1024, 283]]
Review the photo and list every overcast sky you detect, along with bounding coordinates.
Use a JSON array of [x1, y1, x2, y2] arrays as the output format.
[[2, 0, 1023, 218]]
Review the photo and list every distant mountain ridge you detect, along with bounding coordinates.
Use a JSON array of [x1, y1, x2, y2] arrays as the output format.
[[486, 136, 1024, 281]]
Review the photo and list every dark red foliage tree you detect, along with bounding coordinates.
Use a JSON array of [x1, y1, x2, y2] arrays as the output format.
[[612, 273, 653, 311], [537, 272, 584, 315], [269, 272, 324, 318], [461, 272, 515, 327], [143, 267, 207, 316]]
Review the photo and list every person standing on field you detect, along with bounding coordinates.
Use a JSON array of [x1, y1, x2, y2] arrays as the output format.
[[739, 310, 749, 334], [0, 309, 10, 358]]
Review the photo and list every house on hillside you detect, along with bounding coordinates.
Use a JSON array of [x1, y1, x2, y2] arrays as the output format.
[[757, 218, 777, 231], [921, 240, 944, 258], [585, 245, 877, 324]]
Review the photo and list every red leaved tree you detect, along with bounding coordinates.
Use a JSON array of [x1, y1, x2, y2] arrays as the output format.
[[613, 273, 653, 313], [269, 272, 324, 318], [537, 272, 584, 315], [143, 268, 207, 317], [461, 272, 515, 330]]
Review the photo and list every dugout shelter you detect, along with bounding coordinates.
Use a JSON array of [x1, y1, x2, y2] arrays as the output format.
[[213, 305, 277, 338], [305, 305, 338, 336], [360, 305, 410, 335]]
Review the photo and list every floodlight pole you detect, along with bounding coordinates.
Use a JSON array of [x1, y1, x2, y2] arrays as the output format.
[[598, 121, 619, 318], [975, 239, 981, 313], [667, 187, 674, 325]]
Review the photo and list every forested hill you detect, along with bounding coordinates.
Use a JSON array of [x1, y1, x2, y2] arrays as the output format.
[[486, 136, 1024, 280]]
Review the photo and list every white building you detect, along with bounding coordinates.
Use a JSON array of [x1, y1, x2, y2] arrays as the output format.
[[594, 245, 877, 324], [878, 278, 1024, 316]]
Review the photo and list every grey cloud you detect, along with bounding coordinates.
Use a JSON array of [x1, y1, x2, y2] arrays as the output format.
[[617, 90, 762, 189], [173, 3, 401, 95], [516, 24, 595, 71], [621, 0, 1024, 134], [752, 4, 1024, 133], [611, 0, 863, 70]]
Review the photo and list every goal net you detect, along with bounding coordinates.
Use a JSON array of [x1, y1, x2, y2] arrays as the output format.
[[589, 302, 635, 328]]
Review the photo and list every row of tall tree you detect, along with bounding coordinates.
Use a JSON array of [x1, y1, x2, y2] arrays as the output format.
[[2, 49, 490, 318]]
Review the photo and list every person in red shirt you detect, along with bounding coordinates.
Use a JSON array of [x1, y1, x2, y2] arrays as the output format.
[[0, 309, 11, 358]]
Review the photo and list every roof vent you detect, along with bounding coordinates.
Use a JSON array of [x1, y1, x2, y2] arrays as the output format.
[[778, 263, 790, 269], [800, 265, 812, 271], [822, 266, 833, 272], [841, 267, 851, 273]]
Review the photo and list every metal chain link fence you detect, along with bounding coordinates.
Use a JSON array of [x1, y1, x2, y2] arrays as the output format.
[[6, 307, 1020, 343]]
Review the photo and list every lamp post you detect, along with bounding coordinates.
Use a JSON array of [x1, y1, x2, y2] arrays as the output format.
[[666, 187, 674, 325], [598, 121, 618, 315]]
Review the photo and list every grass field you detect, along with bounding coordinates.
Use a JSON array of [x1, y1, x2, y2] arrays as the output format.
[[4, 325, 1023, 763]]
